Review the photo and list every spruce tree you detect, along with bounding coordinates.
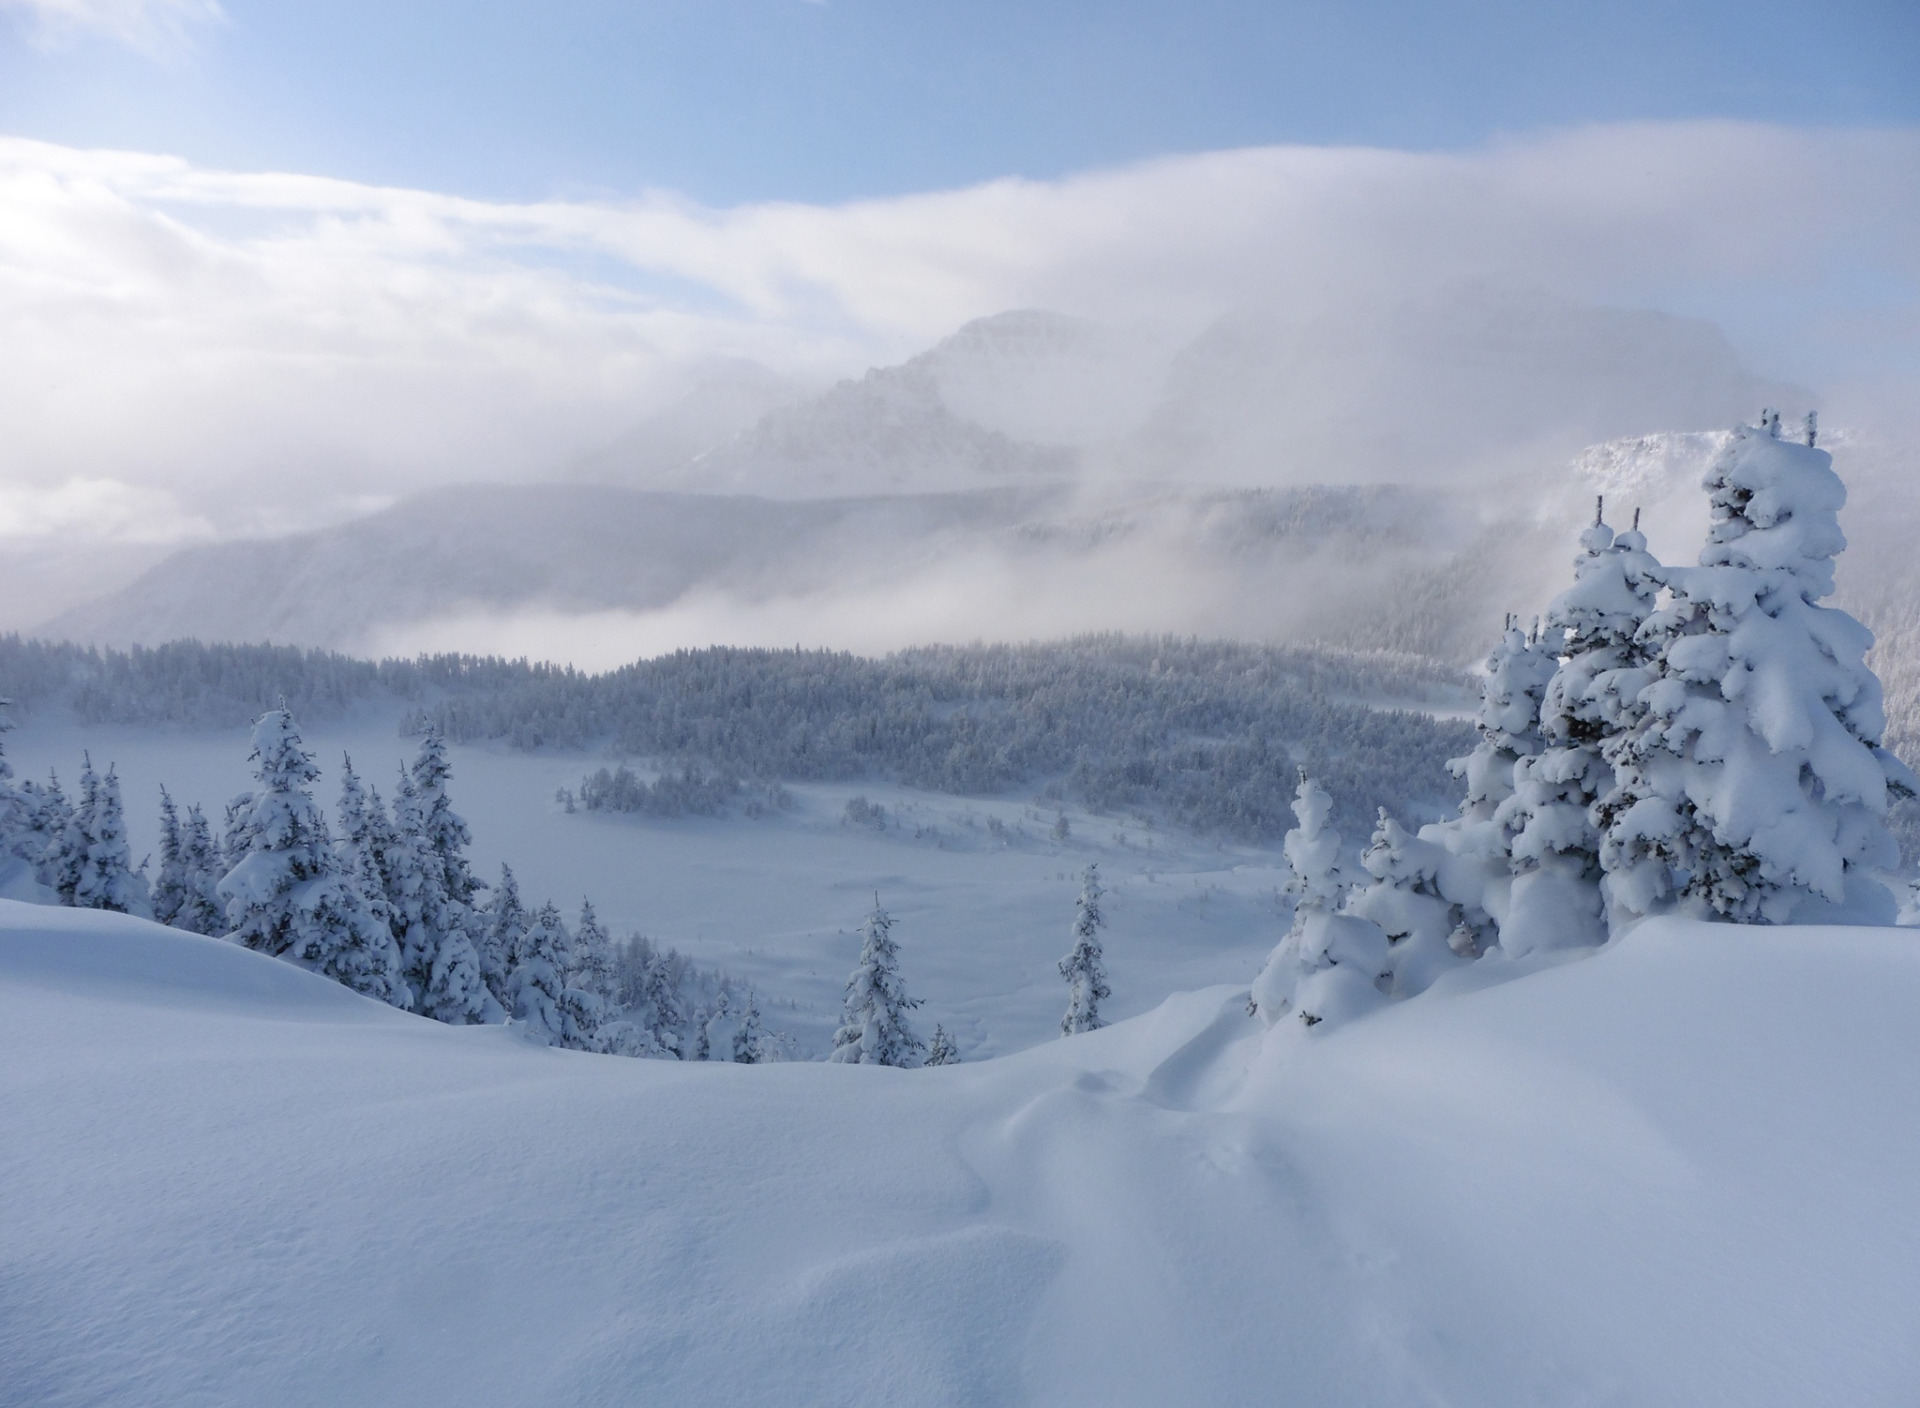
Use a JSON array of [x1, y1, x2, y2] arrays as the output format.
[[1600, 422, 1916, 924], [1059, 863, 1111, 1035], [16, 770, 71, 890], [386, 768, 495, 1024], [641, 949, 687, 1058], [335, 758, 400, 951], [479, 864, 528, 1010], [1500, 502, 1661, 950], [1249, 773, 1389, 1030], [72, 765, 141, 914], [733, 990, 766, 1063], [0, 699, 25, 868], [151, 786, 191, 927], [830, 899, 923, 1066], [218, 710, 408, 1006], [176, 803, 227, 936], [507, 900, 572, 1046], [925, 1024, 960, 1066], [51, 754, 99, 906], [1343, 808, 1469, 998]]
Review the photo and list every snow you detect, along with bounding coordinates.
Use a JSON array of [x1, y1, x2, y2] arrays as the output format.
[[6, 900, 1919, 1405], [0, 711, 1295, 1057]]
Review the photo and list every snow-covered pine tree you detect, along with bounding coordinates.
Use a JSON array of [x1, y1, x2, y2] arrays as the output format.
[[409, 727, 484, 915], [1250, 772, 1387, 1028], [219, 791, 254, 872], [641, 948, 687, 1058], [175, 803, 227, 936], [1419, 616, 1561, 945], [51, 754, 99, 906], [830, 899, 923, 1066], [697, 990, 737, 1062], [385, 769, 496, 1024], [570, 900, 619, 1008], [335, 758, 401, 962], [733, 990, 766, 1063], [480, 864, 527, 1010], [1600, 422, 1917, 924], [507, 900, 572, 1046], [925, 1024, 960, 1066], [0, 699, 24, 869], [70, 765, 142, 914], [151, 786, 191, 927], [1343, 808, 1471, 997], [1498, 501, 1662, 952], [15, 770, 71, 889], [218, 710, 408, 1006], [1059, 863, 1111, 1035]]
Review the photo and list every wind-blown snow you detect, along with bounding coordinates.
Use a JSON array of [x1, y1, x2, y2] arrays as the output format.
[[6, 900, 1917, 1406]]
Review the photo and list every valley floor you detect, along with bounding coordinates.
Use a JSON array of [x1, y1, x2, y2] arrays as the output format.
[[5, 902, 1916, 1406]]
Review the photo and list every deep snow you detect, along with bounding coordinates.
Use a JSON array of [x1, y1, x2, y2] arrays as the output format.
[[0, 713, 1295, 1057], [5, 901, 1917, 1406]]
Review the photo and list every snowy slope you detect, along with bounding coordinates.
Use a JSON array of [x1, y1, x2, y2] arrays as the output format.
[[6, 902, 1917, 1406]]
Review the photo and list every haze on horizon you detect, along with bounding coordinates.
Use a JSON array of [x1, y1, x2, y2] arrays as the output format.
[[0, 0, 1915, 660]]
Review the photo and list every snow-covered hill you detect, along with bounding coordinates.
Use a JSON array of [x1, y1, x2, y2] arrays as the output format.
[[7, 900, 1917, 1406]]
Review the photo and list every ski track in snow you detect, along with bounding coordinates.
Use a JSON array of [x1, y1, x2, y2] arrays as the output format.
[[5, 903, 1919, 1406]]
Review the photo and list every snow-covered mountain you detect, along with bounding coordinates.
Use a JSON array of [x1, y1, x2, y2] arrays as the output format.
[[9, 899, 1918, 1405]]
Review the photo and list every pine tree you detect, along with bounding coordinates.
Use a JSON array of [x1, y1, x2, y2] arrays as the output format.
[[175, 804, 227, 936], [1059, 863, 1111, 1035], [1600, 423, 1917, 924], [0, 699, 25, 869], [335, 757, 400, 948], [925, 1024, 960, 1066], [507, 900, 572, 1045], [1249, 773, 1389, 1029], [217, 710, 408, 1006], [51, 754, 99, 906], [15, 770, 71, 890], [733, 990, 766, 1063], [479, 864, 528, 1010], [1498, 502, 1662, 951], [151, 786, 191, 927], [830, 899, 923, 1066], [71, 765, 141, 914], [410, 727, 483, 912], [1343, 809, 1469, 998], [386, 767, 496, 1024], [641, 949, 687, 1058]]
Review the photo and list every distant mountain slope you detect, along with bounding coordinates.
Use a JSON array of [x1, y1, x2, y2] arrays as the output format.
[[41, 485, 1060, 651]]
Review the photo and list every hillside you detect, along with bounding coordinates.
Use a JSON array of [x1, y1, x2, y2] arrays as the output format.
[[6, 901, 1916, 1406]]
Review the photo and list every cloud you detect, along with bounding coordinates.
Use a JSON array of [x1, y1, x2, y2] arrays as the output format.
[[0, 476, 212, 541], [0, 0, 221, 53], [0, 123, 1914, 541]]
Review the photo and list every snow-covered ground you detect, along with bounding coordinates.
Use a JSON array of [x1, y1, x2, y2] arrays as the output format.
[[6, 901, 1917, 1406], [1, 711, 1290, 1056]]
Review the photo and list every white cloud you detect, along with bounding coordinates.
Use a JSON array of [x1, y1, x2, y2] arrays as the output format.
[[0, 123, 1913, 542], [0, 0, 221, 53], [0, 476, 212, 541]]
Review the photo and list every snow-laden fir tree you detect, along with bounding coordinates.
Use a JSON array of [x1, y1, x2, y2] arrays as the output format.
[[1343, 809, 1471, 998], [480, 863, 527, 1010], [1059, 863, 1111, 1035], [570, 900, 619, 1008], [925, 1024, 960, 1066], [218, 710, 408, 1006], [150, 786, 192, 928], [14, 770, 71, 889], [1249, 773, 1388, 1030], [641, 948, 688, 1058], [0, 699, 24, 870], [384, 768, 495, 1023], [335, 758, 401, 963], [174, 803, 227, 936], [506, 900, 573, 1046], [1498, 502, 1662, 951], [72, 764, 141, 913], [830, 898, 923, 1066], [1600, 421, 1917, 924], [50, 754, 99, 905], [409, 727, 484, 916], [732, 990, 767, 1063], [1420, 620, 1561, 945], [696, 990, 735, 1061]]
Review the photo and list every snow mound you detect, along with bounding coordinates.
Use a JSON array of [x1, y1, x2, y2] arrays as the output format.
[[6, 902, 1919, 1406]]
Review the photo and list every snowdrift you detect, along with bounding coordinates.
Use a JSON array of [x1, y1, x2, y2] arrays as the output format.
[[4, 899, 1917, 1406]]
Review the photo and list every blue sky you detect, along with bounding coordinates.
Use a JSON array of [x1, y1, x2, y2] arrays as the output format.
[[1, 0, 1916, 203]]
